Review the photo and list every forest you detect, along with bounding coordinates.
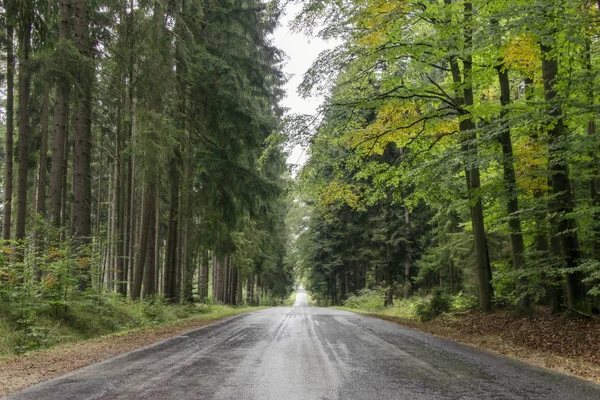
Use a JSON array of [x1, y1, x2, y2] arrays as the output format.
[[1, 0, 600, 361], [291, 0, 600, 315], [0, 0, 293, 353]]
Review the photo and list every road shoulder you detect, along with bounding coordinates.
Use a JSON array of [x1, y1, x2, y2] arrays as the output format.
[[0, 308, 261, 397], [340, 307, 600, 385]]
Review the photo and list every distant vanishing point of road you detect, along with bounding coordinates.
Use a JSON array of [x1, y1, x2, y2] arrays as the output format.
[[7, 290, 600, 400]]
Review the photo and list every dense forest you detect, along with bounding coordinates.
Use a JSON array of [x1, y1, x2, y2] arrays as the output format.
[[291, 0, 600, 314], [2, 0, 600, 356], [0, 0, 294, 324]]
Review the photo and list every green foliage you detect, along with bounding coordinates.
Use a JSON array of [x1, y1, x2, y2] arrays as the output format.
[[414, 290, 451, 322], [287, 0, 600, 313], [344, 288, 386, 311], [0, 290, 252, 356], [450, 292, 479, 311]]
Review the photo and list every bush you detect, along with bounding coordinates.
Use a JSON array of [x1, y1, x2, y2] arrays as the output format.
[[451, 291, 478, 311], [14, 311, 53, 354], [343, 287, 386, 310], [415, 290, 451, 321]]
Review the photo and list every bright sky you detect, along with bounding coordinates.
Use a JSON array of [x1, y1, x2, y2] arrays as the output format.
[[272, 2, 331, 171]]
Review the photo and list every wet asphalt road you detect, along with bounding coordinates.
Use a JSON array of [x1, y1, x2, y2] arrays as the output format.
[[6, 290, 600, 400]]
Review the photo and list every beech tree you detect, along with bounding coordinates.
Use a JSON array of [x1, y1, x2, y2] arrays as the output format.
[[291, 0, 600, 312]]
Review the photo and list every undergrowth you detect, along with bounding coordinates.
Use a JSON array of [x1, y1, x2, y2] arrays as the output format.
[[341, 287, 478, 321], [0, 294, 254, 356]]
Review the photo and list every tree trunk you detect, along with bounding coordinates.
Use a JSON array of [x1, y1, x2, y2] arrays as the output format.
[[164, 165, 180, 300], [36, 85, 50, 219], [403, 206, 411, 298], [497, 63, 529, 312], [212, 256, 218, 303], [127, 156, 136, 297], [2, 24, 15, 241], [132, 183, 154, 300], [142, 195, 157, 298], [540, 43, 587, 311], [49, 0, 72, 228], [447, 0, 492, 312], [384, 242, 393, 307], [585, 38, 600, 258], [223, 256, 230, 304], [60, 117, 71, 240], [15, 16, 32, 249], [71, 0, 92, 253], [198, 251, 209, 302], [182, 226, 195, 303]]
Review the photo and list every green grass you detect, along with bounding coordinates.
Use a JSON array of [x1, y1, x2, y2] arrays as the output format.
[[0, 295, 264, 357]]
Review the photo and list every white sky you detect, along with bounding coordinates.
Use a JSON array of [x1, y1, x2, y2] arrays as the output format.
[[273, 2, 331, 171]]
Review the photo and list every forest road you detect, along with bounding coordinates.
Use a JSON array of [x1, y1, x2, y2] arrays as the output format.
[[6, 290, 600, 400]]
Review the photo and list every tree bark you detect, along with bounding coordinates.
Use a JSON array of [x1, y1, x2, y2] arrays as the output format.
[[198, 251, 209, 302], [142, 195, 157, 298], [2, 24, 15, 241], [132, 183, 154, 300], [71, 0, 92, 253], [15, 15, 32, 248], [540, 43, 587, 311], [496, 63, 529, 312], [403, 206, 411, 298], [49, 0, 72, 228], [585, 38, 600, 258], [447, 0, 492, 311], [164, 169, 180, 300], [36, 85, 50, 219], [60, 115, 71, 240]]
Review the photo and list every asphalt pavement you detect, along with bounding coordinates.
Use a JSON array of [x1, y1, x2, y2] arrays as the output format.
[[6, 290, 600, 399]]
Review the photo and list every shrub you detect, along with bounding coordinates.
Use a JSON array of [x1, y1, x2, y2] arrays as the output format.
[[415, 290, 451, 321], [343, 287, 386, 310], [451, 291, 478, 310]]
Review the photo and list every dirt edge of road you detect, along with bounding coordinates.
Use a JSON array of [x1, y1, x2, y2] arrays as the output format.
[[343, 308, 600, 385], [0, 310, 258, 397]]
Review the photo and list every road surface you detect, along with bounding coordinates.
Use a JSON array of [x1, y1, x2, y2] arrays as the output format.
[[7, 290, 600, 399]]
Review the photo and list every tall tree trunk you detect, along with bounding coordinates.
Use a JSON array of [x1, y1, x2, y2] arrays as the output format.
[[142, 196, 157, 298], [71, 0, 92, 254], [2, 24, 15, 241], [105, 163, 114, 290], [497, 63, 529, 312], [384, 242, 393, 307], [212, 256, 219, 303], [524, 78, 561, 312], [223, 256, 230, 304], [164, 169, 179, 300], [15, 15, 32, 249], [132, 183, 154, 300], [60, 117, 71, 240], [540, 43, 587, 311], [585, 38, 600, 258], [49, 0, 72, 228], [198, 251, 209, 302], [182, 226, 195, 303], [36, 85, 50, 219], [447, 0, 492, 311], [403, 206, 411, 298]]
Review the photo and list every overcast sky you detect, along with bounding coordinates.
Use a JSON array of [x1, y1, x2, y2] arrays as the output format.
[[272, 2, 331, 171]]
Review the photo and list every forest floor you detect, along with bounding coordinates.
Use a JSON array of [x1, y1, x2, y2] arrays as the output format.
[[341, 306, 600, 384], [0, 306, 263, 397]]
